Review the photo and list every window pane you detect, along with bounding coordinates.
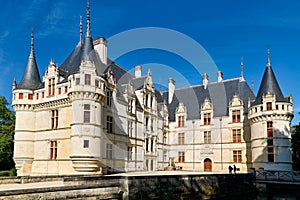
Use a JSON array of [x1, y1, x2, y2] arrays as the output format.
[[85, 74, 91, 85]]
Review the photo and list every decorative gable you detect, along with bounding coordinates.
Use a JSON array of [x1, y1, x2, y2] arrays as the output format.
[[176, 102, 186, 114], [230, 94, 243, 107], [201, 98, 213, 111]]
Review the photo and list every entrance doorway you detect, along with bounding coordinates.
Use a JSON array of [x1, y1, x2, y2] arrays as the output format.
[[204, 158, 212, 172]]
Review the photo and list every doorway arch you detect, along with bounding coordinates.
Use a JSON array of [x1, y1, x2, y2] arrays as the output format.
[[204, 158, 212, 172]]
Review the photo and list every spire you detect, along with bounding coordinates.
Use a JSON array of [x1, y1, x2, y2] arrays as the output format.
[[252, 48, 287, 105], [240, 57, 244, 79], [30, 28, 34, 54], [86, 0, 91, 37], [80, 16, 83, 44], [81, 0, 94, 61], [267, 45, 271, 67], [17, 29, 41, 90]]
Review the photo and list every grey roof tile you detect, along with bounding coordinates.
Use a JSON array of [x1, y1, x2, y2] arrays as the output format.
[[17, 31, 41, 90], [163, 78, 255, 121], [252, 65, 287, 105]]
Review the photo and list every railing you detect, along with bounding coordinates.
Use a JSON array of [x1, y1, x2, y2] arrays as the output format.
[[254, 170, 300, 182]]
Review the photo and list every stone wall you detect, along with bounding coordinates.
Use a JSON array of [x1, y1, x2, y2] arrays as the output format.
[[0, 173, 256, 199], [126, 174, 257, 199]]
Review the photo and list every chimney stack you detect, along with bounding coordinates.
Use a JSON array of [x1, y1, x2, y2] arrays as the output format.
[[93, 37, 107, 65], [168, 78, 175, 104], [217, 71, 223, 82], [202, 73, 208, 89], [135, 65, 142, 78]]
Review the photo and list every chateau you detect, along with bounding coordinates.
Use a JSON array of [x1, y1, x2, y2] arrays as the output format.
[[12, 2, 294, 176]]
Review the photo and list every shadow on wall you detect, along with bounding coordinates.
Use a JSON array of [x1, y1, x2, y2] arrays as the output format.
[[242, 115, 252, 171], [100, 97, 131, 174], [253, 125, 292, 171]]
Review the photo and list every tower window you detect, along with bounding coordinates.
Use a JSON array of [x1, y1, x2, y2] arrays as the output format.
[[268, 147, 274, 162], [267, 102, 272, 111], [204, 113, 211, 125], [83, 140, 89, 148], [85, 74, 91, 85], [75, 78, 80, 85], [232, 110, 241, 123], [267, 121, 273, 137], [19, 93, 23, 99], [50, 141, 57, 160], [28, 94, 33, 100], [83, 104, 90, 123]]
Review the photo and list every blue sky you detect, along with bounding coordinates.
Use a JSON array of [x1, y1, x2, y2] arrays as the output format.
[[1, 0, 300, 124]]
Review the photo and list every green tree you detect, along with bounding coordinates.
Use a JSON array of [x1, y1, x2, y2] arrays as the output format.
[[291, 112, 300, 171], [0, 96, 15, 170]]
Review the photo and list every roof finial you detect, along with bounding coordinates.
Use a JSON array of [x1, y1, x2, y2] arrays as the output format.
[[31, 28, 34, 53], [86, 0, 91, 37], [80, 16, 83, 44], [240, 57, 244, 78], [251, 80, 254, 93], [267, 45, 271, 67]]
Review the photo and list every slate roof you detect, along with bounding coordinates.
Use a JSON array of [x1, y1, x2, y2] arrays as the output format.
[[17, 31, 41, 90], [59, 37, 105, 76], [252, 64, 288, 106], [163, 78, 255, 121]]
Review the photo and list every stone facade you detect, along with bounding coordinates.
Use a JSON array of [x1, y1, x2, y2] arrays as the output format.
[[12, 3, 293, 176]]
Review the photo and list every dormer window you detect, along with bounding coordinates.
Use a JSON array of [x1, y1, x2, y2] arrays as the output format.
[[85, 74, 91, 85], [267, 102, 272, 111], [204, 113, 211, 125], [232, 110, 241, 123], [48, 78, 55, 96], [178, 116, 184, 127]]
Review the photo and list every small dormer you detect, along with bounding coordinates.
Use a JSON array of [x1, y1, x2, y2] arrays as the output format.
[[143, 69, 156, 109], [262, 92, 276, 111], [163, 101, 169, 127], [176, 102, 187, 128], [44, 60, 59, 97], [229, 95, 244, 123], [201, 98, 213, 125], [126, 80, 135, 115]]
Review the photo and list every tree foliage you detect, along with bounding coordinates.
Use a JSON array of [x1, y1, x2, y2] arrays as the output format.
[[0, 96, 15, 170], [292, 118, 300, 170]]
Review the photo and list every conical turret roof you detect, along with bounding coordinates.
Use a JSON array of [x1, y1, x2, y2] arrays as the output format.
[[253, 49, 287, 105], [17, 29, 41, 90], [60, 0, 105, 76]]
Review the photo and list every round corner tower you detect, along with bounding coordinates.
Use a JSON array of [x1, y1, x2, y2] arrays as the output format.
[[248, 49, 294, 171]]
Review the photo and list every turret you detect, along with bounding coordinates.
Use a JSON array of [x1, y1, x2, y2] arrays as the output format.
[[249, 48, 293, 171], [12, 29, 41, 176], [69, 0, 106, 174]]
